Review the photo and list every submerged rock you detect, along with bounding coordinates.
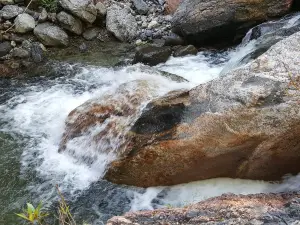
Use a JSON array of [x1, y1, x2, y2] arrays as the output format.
[[173, 45, 197, 57], [172, 0, 294, 46], [104, 31, 300, 187], [107, 193, 300, 225]]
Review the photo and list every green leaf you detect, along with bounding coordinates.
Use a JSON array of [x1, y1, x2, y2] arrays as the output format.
[[15, 213, 30, 221], [27, 203, 35, 215]]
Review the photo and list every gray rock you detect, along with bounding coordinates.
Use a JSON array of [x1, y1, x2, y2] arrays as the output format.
[[82, 27, 100, 40], [133, 0, 149, 15], [173, 45, 197, 57], [79, 42, 87, 52], [47, 12, 56, 22], [106, 5, 138, 42], [38, 8, 47, 23], [12, 47, 30, 58], [59, 0, 97, 24], [31, 43, 44, 62], [14, 13, 35, 33], [97, 29, 114, 42], [0, 41, 12, 57], [95, 2, 106, 18], [57, 11, 83, 35], [34, 22, 69, 46], [0, 5, 23, 19], [0, 0, 14, 5], [133, 45, 172, 66]]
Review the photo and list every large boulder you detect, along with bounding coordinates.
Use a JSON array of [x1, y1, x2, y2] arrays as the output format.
[[172, 0, 294, 46], [106, 5, 138, 42], [59, 0, 97, 24], [57, 11, 83, 35], [34, 22, 69, 46], [59, 80, 157, 155], [107, 193, 300, 225], [104, 31, 300, 187], [14, 13, 35, 33], [0, 5, 23, 19]]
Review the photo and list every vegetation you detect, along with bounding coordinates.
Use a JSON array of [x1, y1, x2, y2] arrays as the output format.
[[38, 0, 58, 12], [15, 186, 91, 225]]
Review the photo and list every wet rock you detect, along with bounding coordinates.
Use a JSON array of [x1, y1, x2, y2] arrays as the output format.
[[11, 47, 30, 58], [106, 5, 138, 42], [107, 193, 300, 225], [34, 22, 69, 47], [173, 45, 197, 57], [97, 28, 115, 42], [59, 0, 97, 23], [82, 27, 100, 40], [79, 42, 87, 52], [105, 31, 300, 187], [95, 2, 107, 18], [31, 42, 44, 63], [14, 13, 35, 33], [59, 80, 156, 154], [133, 0, 149, 15], [163, 33, 184, 46], [0, 5, 23, 19], [0, 41, 11, 57], [172, 0, 294, 46], [57, 11, 83, 35], [133, 45, 172, 66]]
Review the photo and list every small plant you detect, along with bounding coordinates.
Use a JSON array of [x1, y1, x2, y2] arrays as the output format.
[[39, 0, 58, 12], [15, 202, 49, 224]]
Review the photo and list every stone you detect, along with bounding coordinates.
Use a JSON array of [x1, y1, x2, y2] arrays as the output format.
[[133, 45, 172, 66], [10, 40, 16, 47], [12, 47, 30, 58], [95, 2, 106, 18], [148, 20, 158, 29], [163, 33, 184, 46], [172, 0, 294, 46], [14, 13, 35, 33], [165, 0, 181, 14], [107, 193, 300, 225], [59, 0, 97, 24], [82, 27, 100, 40], [0, 0, 14, 5], [0, 5, 23, 19], [106, 5, 138, 42], [79, 42, 87, 52], [133, 0, 149, 15], [31, 42, 44, 63], [0, 41, 12, 57], [104, 31, 300, 187], [57, 11, 83, 35], [173, 45, 197, 57], [97, 29, 114, 42], [38, 8, 47, 22], [34, 22, 69, 47], [47, 12, 56, 22]]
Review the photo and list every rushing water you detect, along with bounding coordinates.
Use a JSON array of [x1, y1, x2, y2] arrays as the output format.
[[2, 14, 300, 225]]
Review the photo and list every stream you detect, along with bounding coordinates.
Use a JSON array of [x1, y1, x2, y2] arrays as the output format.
[[1, 13, 300, 225]]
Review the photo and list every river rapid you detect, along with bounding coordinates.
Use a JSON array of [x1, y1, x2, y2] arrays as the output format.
[[1, 13, 300, 225]]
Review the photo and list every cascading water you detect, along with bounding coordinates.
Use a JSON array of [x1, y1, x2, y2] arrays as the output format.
[[1, 13, 300, 225]]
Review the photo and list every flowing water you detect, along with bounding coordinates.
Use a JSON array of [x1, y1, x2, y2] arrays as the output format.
[[2, 14, 300, 225]]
